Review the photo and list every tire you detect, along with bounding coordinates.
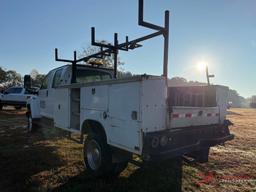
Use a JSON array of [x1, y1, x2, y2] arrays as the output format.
[[15, 106, 22, 110], [111, 161, 128, 176], [196, 147, 210, 163], [27, 113, 36, 132], [189, 147, 210, 163], [84, 132, 113, 177]]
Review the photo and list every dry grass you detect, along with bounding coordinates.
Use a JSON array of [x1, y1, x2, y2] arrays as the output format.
[[0, 107, 255, 192], [182, 108, 256, 192]]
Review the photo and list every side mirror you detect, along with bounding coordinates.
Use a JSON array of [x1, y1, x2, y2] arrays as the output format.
[[24, 75, 32, 89]]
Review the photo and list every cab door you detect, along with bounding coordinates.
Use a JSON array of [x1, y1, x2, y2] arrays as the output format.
[[38, 71, 54, 118], [39, 67, 68, 119]]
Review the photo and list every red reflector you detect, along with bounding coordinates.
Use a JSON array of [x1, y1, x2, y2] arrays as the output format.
[[207, 113, 212, 117], [172, 114, 179, 118], [185, 113, 192, 118]]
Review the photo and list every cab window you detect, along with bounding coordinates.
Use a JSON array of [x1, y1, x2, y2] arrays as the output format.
[[52, 69, 63, 88], [40, 75, 49, 90], [76, 69, 112, 83]]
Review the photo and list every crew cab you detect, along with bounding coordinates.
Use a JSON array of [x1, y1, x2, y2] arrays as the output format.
[[0, 86, 35, 110], [27, 64, 234, 176]]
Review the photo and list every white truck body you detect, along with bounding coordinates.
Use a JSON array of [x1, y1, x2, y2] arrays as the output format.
[[53, 76, 167, 154], [25, 0, 234, 177], [28, 65, 233, 158]]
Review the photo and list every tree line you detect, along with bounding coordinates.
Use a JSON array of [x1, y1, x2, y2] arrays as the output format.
[[0, 67, 22, 88], [0, 67, 45, 91], [1, 67, 254, 108]]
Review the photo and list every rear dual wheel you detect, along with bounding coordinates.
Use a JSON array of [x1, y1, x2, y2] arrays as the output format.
[[84, 132, 128, 177], [186, 147, 210, 163]]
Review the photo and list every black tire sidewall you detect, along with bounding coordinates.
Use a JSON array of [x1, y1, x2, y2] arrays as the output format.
[[84, 133, 112, 177], [111, 161, 128, 176]]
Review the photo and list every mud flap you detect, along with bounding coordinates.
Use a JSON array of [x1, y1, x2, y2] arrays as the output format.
[[188, 147, 210, 163]]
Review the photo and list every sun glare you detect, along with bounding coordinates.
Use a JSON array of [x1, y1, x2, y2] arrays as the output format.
[[196, 61, 207, 72]]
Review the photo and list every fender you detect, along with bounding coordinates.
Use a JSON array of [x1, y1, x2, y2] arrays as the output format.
[[27, 96, 41, 119]]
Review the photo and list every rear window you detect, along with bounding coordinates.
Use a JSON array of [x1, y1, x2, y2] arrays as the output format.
[[76, 69, 112, 83], [5, 87, 23, 94], [52, 69, 63, 88]]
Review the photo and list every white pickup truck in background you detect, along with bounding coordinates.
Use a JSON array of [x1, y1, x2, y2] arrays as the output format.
[[0, 86, 35, 110]]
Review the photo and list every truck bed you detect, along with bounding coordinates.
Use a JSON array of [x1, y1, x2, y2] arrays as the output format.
[[56, 76, 228, 131], [168, 85, 228, 128]]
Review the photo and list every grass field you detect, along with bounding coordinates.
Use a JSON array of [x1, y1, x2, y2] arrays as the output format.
[[0, 108, 255, 192]]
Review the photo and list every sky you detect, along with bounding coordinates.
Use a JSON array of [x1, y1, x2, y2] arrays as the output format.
[[0, 0, 255, 98]]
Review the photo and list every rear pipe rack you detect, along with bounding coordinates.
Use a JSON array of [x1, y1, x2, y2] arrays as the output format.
[[55, 0, 170, 81]]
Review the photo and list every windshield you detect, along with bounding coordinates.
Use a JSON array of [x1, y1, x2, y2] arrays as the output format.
[[76, 69, 112, 83], [5, 87, 23, 94]]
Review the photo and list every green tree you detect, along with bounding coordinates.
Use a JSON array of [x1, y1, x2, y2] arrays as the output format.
[[80, 42, 135, 79], [30, 69, 45, 87], [0, 67, 7, 83], [168, 77, 188, 86], [5, 70, 22, 87], [80, 41, 124, 68]]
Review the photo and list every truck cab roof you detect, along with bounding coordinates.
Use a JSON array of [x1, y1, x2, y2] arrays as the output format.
[[50, 64, 114, 74], [42, 63, 114, 89]]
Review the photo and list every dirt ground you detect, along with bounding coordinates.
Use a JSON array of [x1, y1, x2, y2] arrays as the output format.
[[0, 107, 255, 192]]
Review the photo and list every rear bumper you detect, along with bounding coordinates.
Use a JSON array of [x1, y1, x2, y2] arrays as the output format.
[[200, 134, 234, 146], [142, 121, 234, 161]]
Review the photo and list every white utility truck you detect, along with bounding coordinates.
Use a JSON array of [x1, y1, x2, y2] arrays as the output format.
[[26, 0, 234, 177]]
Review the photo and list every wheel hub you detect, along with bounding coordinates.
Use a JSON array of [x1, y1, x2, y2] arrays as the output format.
[[87, 139, 102, 170]]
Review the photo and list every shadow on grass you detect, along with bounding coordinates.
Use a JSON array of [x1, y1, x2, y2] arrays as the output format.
[[53, 159, 182, 192], [226, 110, 242, 116], [0, 109, 183, 192], [0, 110, 65, 192]]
